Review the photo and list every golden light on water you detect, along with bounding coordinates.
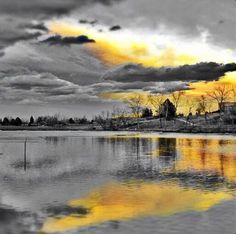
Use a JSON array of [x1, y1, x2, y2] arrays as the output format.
[[127, 135, 236, 182], [175, 138, 236, 182], [108, 133, 236, 182], [40, 181, 234, 233]]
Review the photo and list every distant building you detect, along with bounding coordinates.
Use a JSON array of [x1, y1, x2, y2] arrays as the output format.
[[160, 99, 176, 119], [222, 102, 236, 114]]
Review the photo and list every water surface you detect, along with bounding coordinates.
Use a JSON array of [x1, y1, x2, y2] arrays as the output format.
[[0, 131, 235, 234]]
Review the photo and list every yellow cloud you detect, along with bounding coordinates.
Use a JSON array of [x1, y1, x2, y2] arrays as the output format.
[[47, 21, 236, 109], [188, 72, 236, 94], [47, 21, 233, 68]]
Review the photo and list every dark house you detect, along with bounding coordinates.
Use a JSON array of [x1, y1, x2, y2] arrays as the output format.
[[160, 99, 176, 119]]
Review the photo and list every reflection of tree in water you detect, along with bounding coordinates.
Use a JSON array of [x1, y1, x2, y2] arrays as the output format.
[[158, 138, 177, 157], [0, 206, 40, 234], [117, 137, 175, 179], [157, 138, 177, 170], [113, 138, 142, 173], [45, 136, 67, 145], [116, 136, 236, 191], [177, 138, 236, 184]]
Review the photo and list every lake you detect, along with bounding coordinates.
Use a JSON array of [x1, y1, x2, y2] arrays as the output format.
[[0, 131, 235, 234]]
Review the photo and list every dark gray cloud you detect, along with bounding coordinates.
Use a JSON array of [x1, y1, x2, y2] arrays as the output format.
[[0, 41, 105, 86], [103, 62, 236, 83], [73, 0, 236, 49], [41, 35, 95, 46], [0, 64, 188, 105], [142, 82, 190, 94], [0, 0, 121, 54], [79, 19, 98, 26], [0, 0, 122, 17], [0, 71, 101, 104], [0, 16, 42, 52], [90, 80, 190, 95], [109, 25, 121, 31]]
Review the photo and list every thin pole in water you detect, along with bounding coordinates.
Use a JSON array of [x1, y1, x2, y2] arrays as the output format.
[[24, 138, 27, 171]]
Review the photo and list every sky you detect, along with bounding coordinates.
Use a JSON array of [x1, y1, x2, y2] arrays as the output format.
[[1, 0, 236, 118]]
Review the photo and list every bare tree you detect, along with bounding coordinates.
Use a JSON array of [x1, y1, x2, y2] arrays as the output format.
[[147, 94, 164, 117], [147, 94, 165, 127], [111, 106, 130, 129], [207, 85, 232, 114], [126, 94, 143, 129], [186, 98, 195, 116], [171, 91, 185, 113], [95, 111, 115, 130], [196, 95, 207, 114], [196, 95, 212, 122], [230, 85, 236, 102]]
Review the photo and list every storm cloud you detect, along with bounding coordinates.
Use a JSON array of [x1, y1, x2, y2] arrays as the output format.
[[41, 35, 95, 46], [0, 41, 105, 86], [103, 62, 236, 83], [73, 0, 236, 49], [109, 25, 121, 31], [0, 0, 122, 17], [0, 0, 121, 53], [0, 71, 103, 104]]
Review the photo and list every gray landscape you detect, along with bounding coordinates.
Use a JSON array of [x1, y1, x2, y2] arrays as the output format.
[[1, 0, 236, 233]]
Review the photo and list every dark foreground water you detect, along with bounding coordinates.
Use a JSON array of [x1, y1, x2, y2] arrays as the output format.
[[0, 131, 236, 234]]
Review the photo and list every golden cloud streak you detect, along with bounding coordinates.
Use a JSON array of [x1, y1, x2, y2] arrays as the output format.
[[47, 21, 236, 107], [46, 21, 213, 67]]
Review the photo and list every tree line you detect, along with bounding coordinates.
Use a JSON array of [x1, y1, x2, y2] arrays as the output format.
[[94, 84, 236, 130], [1, 84, 236, 129], [126, 84, 236, 118], [0, 115, 91, 126]]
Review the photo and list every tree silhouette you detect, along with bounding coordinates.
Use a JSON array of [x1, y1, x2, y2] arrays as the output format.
[[160, 99, 176, 120], [126, 94, 144, 129], [10, 118, 16, 126], [29, 116, 34, 125], [147, 94, 164, 117], [207, 85, 231, 112], [2, 117, 10, 126], [127, 94, 143, 119], [68, 118, 75, 124], [15, 117, 22, 126], [141, 108, 153, 118], [171, 91, 185, 113], [36, 116, 43, 125]]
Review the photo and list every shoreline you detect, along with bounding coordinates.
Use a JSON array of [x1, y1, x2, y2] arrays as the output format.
[[0, 126, 236, 135]]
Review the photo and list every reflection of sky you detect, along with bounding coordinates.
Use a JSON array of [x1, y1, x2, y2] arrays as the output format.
[[41, 180, 235, 233]]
